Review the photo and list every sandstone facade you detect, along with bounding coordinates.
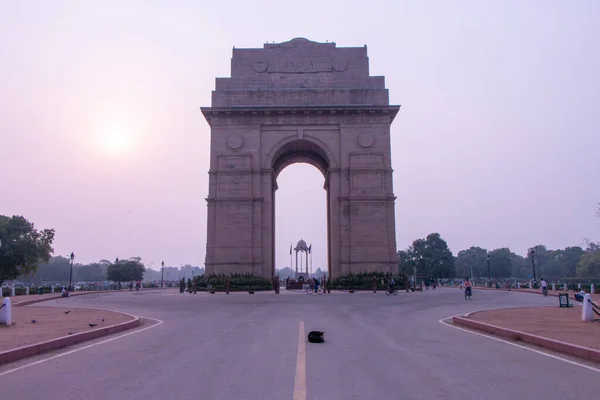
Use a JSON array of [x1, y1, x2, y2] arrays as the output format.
[[201, 38, 400, 279]]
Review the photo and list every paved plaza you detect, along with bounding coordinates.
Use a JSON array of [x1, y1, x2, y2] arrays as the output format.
[[0, 289, 597, 400]]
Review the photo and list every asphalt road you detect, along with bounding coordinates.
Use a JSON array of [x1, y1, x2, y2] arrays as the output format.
[[0, 288, 596, 400]]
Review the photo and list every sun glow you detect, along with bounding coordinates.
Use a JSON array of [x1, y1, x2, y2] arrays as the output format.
[[98, 127, 134, 155]]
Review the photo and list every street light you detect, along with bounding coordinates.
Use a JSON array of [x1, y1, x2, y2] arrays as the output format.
[[528, 247, 537, 283], [486, 254, 491, 287], [68, 252, 75, 291], [161, 261, 164, 288]]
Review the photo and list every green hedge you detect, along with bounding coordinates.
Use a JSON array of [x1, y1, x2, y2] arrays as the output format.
[[331, 272, 408, 291], [193, 274, 273, 292]]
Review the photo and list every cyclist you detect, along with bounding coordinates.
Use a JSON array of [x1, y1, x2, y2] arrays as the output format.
[[313, 277, 320, 293], [464, 277, 472, 299], [388, 277, 396, 293], [540, 278, 548, 296]]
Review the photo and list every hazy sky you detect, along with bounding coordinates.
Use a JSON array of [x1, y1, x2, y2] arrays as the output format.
[[1, 1, 598, 273]]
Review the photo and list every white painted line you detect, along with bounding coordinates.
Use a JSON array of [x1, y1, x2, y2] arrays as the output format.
[[439, 315, 600, 374], [0, 316, 164, 377], [293, 321, 306, 400]]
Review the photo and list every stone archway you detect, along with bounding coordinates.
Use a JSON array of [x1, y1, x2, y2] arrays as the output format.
[[201, 38, 400, 280]]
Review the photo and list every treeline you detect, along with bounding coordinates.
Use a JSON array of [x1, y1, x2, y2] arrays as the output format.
[[275, 266, 327, 278], [398, 233, 600, 280], [17, 256, 204, 284]]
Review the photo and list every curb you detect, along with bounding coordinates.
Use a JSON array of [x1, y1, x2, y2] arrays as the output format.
[[453, 315, 600, 363], [7, 287, 173, 308], [13, 291, 100, 307], [0, 313, 141, 366]]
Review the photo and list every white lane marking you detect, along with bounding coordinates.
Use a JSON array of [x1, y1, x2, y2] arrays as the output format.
[[439, 315, 600, 373], [293, 321, 306, 400], [0, 317, 164, 377]]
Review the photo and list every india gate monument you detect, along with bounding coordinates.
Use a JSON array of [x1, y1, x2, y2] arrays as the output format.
[[201, 38, 400, 280]]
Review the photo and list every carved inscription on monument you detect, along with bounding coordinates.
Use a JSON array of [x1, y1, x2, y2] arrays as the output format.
[[268, 58, 332, 73]]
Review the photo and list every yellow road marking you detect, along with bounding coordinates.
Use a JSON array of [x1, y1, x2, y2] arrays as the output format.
[[293, 321, 307, 400]]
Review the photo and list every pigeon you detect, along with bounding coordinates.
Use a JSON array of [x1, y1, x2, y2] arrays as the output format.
[[89, 323, 97, 328], [101, 317, 105, 322], [64, 310, 71, 314], [31, 320, 37, 324], [307, 331, 325, 343]]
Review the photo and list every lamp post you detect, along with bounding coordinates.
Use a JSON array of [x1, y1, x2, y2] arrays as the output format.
[[68, 252, 75, 291], [528, 247, 537, 283], [161, 261, 164, 288], [486, 254, 491, 288]]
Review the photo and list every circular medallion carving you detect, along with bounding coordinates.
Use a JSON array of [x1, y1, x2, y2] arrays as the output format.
[[332, 58, 348, 72], [357, 133, 375, 148], [253, 60, 268, 73], [226, 135, 244, 151]]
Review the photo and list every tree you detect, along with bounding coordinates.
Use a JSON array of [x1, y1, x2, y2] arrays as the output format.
[[487, 248, 512, 278], [28, 256, 71, 283], [509, 252, 528, 278], [75, 262, 107, 282], [275, 267, 293, 278], [454, 247, 488, 279], [409, 233, 455, 279], [106, 258, 145, 282], [577, 242, 600, 277], [313, 268, 326, 278], [0, 215, 55, 286], [397, 250, 415, 276]]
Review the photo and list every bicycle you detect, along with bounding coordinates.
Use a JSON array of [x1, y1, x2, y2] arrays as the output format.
[[306, 286, 324, 295], [385, 287, 398, 296]]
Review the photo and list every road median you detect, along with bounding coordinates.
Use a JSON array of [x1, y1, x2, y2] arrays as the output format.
[[453, 307, 600, 363], [0, 306, 140, 365]]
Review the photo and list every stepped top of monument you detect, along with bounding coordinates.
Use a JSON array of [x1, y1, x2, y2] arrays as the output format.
[[207, 38, 393, 108]]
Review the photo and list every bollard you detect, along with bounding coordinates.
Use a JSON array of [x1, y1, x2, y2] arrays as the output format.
[[552, 282, 556, 291], [0, 297, 12, 326], [582, 293, 594, 322], [25, 287, 29, 296], [51, 286, 54, 293], [563, 283, 568, 291], [10, 286, 15, 297], [591, 284, 595, 294]]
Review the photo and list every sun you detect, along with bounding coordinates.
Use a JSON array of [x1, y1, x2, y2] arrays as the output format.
[[99, 127, 134, 155]]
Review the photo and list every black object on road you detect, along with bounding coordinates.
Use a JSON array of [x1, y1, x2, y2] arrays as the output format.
[[308, 331, 325, 343]]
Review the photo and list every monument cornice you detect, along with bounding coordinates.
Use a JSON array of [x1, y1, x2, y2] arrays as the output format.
[[200, 105, 400, 126]]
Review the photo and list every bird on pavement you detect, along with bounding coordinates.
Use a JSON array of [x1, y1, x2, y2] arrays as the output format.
[[64, 310, 71, 314], [101, 317, 105, 322], [31, 320, 37, 324], [89, 323, 97, 327]]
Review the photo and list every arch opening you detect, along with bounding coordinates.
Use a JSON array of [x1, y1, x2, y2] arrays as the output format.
[[271, 139, 330, 180], [271, 139, 331, 281]]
